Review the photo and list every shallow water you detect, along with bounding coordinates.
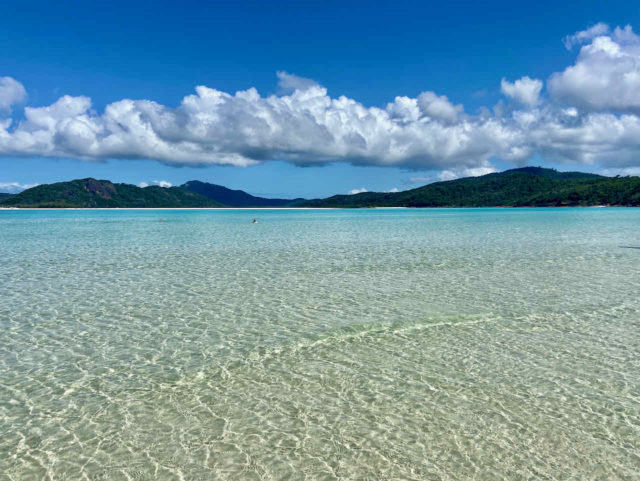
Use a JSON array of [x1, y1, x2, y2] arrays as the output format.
[[1, 208, 639, 480]]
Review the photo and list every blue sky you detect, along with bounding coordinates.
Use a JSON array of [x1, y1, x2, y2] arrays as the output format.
[[1, 0, 640, 197]]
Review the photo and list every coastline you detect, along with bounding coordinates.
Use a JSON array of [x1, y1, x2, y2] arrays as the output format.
[[1, 205, 634, 210], [0, 207, 343, 210]]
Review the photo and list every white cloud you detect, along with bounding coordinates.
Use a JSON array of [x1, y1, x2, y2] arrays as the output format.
[[417, 91, 463, 124], [3, 25, 640, 175], [140, 180, 172, 188], [0, 79, 522, 171], [0, 181, 38, 193], [276, 71, 319, 92], [386, 96, 421, 122], [153, 180, 172, 188], [549, 25, 640, 113], [501, 76, 543, 107], [437, 165, 497, 182], [0, 71, 637, 171], [387, 187, 399, 193], [512, 108, 640, 167], [0, 77, 26, 112], [563, 23, 610, 49], [349, 187, 368, 195]]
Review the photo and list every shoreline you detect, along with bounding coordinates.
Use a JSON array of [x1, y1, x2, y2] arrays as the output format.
[[0, 205, 635, 211], [0, 207, 343, 210]]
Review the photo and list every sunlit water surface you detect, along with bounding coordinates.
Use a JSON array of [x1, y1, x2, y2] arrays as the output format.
[[1, 208, 639, 480]]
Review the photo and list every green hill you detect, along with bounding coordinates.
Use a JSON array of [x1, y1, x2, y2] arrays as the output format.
[[0, 193, 14, 201], [2, 168, 639, 208], [301, 167, 640, 207], [181, 180, 304, 207], [0, 178, 224, 208]]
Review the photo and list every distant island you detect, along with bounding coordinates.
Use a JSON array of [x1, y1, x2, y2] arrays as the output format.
[[1, 167, 639, 208], [302, 167, 640, 207]]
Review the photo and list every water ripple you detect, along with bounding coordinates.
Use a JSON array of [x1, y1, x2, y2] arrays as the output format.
[[1, 208, 639, 480]]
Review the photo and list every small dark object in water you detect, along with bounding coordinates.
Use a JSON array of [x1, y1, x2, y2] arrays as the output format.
[[620, 246, 640, 249]]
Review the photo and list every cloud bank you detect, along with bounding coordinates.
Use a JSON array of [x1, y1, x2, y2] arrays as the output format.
[[2, 24, 640, 174]]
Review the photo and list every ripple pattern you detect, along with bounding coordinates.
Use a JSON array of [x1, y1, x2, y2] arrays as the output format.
[[1, 208, 639, 480]]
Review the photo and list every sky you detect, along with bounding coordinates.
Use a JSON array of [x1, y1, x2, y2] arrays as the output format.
[[2, 0, 640, 198]]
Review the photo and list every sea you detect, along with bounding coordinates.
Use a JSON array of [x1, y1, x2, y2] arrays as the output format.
[[1, 208, 639, 480]]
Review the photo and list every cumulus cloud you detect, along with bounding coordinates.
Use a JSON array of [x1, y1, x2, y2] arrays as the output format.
[[437, 165, 497, 182], [140, 180, 172, 188], [511, 108, 640, 167], [3, 25, 640, 174], [417, 92, 463, 124], [0, 71, 635, 171], [349, 187, 368, 195], [0, 79, 526, 170], [384, 91, 465, 124], [0, 181, 38, 193], [563, 23, 610, 49], [500, 76, 543, 107], [549, 25, 640, 113], [276, 71, 319, 92], [0, 77, 26, 111]]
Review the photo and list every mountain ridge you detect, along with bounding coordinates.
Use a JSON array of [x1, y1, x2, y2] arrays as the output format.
[[301, 167, 640, 207], [1, 167, 639, 208], [181, 180, 304, 207], [0, 178, 223, 208]]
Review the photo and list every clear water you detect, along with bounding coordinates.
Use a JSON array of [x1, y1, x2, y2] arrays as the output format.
[[1, 208, 639, 481]]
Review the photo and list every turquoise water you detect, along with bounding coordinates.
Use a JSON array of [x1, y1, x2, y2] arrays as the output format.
[[1, 208, 639, 480]]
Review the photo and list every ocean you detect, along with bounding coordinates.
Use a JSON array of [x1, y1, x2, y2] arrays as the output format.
[[1, 208, 639, 480]]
